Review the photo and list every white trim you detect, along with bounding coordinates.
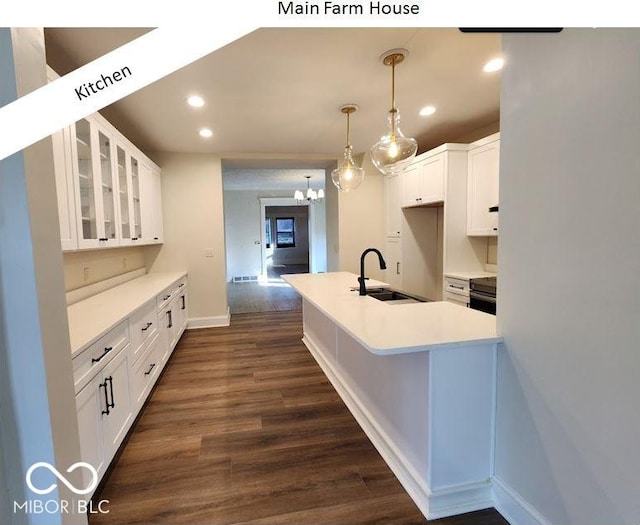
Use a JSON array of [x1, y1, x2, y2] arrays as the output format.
[[492, 476, 551, 525], [66, 268, 146, 305], [302, 331, 494, 521], [186, 308, 230, 329]]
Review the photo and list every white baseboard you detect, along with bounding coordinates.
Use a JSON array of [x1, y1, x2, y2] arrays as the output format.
[[492, 476, 550, 525], [302, 332, 493, 521], [187, 308, 230, 329]]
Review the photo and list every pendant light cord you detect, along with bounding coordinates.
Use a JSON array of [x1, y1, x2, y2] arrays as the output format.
[[391, 55, 396, 112], [346, 110, 351, 148]]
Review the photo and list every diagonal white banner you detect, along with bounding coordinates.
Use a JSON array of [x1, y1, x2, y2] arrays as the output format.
[[0, 24, 257, 160]]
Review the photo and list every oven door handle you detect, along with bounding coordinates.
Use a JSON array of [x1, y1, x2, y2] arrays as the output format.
[[469, 290, 497, 304]]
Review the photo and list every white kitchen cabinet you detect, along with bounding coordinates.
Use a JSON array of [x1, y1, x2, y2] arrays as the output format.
[[75, 344, 132, 487], [116, 146, 146, 246], [402, 151, 445, 207], [157, 278, 189, 364], [75, 374, 107, 484], [70, 115, 122, 249], [70, 273, 188, 495], [384, 237, 403, 290], [172, 280, 189, 338], [47, 66, 163, 252], [131, 334, 161, 409], [51, 124, 78, 251], [467, 133, 499, 236], [443, 276, 470, 307], [48, 66, 77, 251], [141, 162, 164, 243], [384, 173, 402, 237], [100, 346, 133, 455]]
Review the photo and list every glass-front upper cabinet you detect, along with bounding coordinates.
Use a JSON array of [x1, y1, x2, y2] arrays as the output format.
[[72, 116, 121, 249], [131, 156, 142, 241], [74, 118, 98, 245], [117, 145, 131, 241], [98, 130, 117, 242]]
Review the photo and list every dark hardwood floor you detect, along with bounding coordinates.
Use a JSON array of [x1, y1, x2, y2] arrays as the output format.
[[90, 310, 509, 525]]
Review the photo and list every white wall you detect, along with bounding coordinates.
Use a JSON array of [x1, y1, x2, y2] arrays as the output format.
[[223, 190, 264, 280], [496, 29, 640, 525], [309, 198, 327, 273], [0, 28, 83, 525], [145, 153, 229, 325], [337, 153, 386, 281]]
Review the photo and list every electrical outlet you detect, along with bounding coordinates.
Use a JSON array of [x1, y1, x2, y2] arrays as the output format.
[[204, 249, 214, 258], [83, 267, 90, 282]]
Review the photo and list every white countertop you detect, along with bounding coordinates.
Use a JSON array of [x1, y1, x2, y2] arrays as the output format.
[[284, 272, 501, 355], [67, 271, 187, 356], [443, 270, 497, 280]]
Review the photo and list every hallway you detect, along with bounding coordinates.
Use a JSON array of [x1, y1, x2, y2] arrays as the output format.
[[226, 263, 308, 314]]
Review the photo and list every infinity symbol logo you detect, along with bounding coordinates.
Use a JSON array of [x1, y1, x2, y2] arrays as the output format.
[[26, 462, 98, 496]]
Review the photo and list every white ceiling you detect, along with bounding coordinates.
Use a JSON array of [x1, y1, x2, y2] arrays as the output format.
[[45, 28, 501, 185], [223, 168, 326, 191]]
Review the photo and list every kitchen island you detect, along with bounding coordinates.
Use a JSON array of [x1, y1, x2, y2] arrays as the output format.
[[283, 272, 502, 520]]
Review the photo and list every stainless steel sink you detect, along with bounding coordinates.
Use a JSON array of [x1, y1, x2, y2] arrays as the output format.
[[364, 288, 428, 304]]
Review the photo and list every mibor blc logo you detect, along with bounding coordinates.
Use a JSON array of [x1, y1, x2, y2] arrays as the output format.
[[26, 461, 98, 495], [14, 461, 109, 516]]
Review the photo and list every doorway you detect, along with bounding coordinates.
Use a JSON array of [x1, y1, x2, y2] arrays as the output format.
[[263, 204, 310, 281]]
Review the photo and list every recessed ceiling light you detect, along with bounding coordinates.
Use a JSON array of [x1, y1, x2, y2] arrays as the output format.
[[199, 128, 213, 138], [419, 105, 436, 117], [483, 57, 504, 73], [187, 95, 205, 107]]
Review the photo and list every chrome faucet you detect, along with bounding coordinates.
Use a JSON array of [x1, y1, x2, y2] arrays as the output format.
[[359, 248, 387, 296]]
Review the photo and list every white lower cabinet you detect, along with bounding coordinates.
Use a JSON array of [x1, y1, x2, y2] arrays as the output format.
[[443, 276, 470, 308], [75, 344, 132, 484], [72, 273, 188, 495], [131, 334, 161, 409]]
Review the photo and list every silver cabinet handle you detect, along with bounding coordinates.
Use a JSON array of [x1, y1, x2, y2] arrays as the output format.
[[396, 262, 400, 275]]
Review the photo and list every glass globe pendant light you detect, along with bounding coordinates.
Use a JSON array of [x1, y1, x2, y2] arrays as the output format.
[[370, 49, 417, 175], [331, 104, 365, 191]]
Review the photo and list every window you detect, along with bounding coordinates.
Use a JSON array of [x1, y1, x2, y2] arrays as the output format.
[[275, 217, 295, 248]]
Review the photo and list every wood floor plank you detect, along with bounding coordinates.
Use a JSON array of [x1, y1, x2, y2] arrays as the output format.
[[90, 310, 508, 525]]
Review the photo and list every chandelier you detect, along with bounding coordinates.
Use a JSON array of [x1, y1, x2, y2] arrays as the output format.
[[294, 175, 324, 204]]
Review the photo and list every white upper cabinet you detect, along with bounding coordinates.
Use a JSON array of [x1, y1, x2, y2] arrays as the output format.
[[384, 172, 402, 237], [72, 116, 110, 249], [401, 151, 445, 207], [48, 64, 163, 252], [467, 133, 500, 236], [141, 162, 164, 244], [51, 124, 78, 251]]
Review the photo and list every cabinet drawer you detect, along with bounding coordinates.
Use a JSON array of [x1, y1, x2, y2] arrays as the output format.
[[73, 321, 129, 394], [444, 277, 470, 296], [444, 291, 469, 308], [129, 300, 158, 365], [173, 279, 187, 296], [156, 288, 173, 312], [131, 333, 161, 408]]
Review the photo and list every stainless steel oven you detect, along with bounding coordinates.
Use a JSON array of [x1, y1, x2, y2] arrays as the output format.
[[469, 277, 497, 315]]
